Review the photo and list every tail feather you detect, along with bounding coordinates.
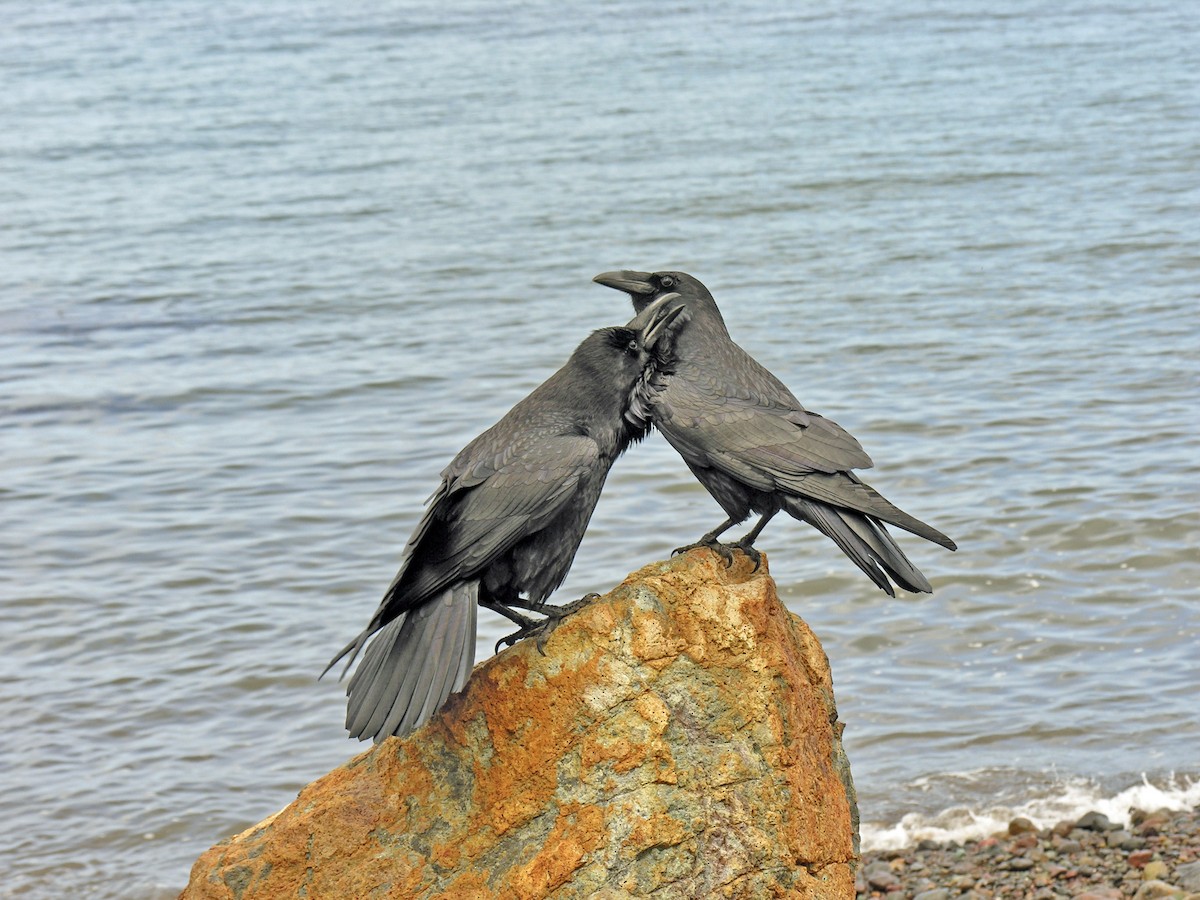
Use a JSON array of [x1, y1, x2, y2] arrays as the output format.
[[344, 582, 478, 743], [321, 623, 372, 682], [344, 619, 397, 725], [839, 512, 933, 594], [784, 497, 934, 596], [413, 590, 474, 732], [354, 616, 429, 740], [789, 471, 957, 551]]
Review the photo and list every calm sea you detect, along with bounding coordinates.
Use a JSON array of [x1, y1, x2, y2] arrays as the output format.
[[2, 1, 1198, 895]]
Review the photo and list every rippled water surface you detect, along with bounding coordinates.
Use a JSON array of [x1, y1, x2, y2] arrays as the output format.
[[2, 1, 1198, 895]]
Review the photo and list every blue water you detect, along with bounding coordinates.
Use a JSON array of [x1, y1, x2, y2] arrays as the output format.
[[2, 1, 1198, 895]]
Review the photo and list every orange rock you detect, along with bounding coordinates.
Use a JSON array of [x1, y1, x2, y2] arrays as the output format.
[[179, 549, 858, 899]]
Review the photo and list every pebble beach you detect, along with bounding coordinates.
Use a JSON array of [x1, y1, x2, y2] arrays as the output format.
[[857, 807, 1200, 899]]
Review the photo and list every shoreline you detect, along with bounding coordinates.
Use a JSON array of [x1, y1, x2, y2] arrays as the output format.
[[856, 805, 1200, 899]]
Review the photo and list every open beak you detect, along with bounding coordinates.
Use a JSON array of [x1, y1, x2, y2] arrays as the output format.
[[636, 292, 686, 348], [593, 270, 657, 297]]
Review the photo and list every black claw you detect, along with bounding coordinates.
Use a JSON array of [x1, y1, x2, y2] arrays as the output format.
[[495, 631, 519, 654], [730, 541, 763, 571], [496, 620, 544, 653], [493, 610, 537, 653]]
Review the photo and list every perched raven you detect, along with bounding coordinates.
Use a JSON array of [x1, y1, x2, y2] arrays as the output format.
[[325, 295, 686, 743], [594, 269, 955, 596]]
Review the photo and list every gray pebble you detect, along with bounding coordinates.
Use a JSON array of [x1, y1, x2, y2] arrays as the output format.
[[1177, 860, 1200, 891], [1008, 816, 1037, 835], [1106, 829, 1146, 850], [865, 861, 899, 891], [1075, 810, 1115, 831]]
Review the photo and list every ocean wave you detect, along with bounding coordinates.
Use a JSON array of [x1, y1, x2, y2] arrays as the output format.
[[861, 771, 1200, 851]]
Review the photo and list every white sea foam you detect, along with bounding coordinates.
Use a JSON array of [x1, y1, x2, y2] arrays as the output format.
[[861, 773, 1200, 851]]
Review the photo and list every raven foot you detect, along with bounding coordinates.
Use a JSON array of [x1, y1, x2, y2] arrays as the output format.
[[727, 540, 763, 571], [495, 593, 600, 655], [493, 609, 539, 654], [672, 538, 736, 567]]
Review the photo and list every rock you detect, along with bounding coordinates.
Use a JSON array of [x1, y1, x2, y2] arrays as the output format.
[[1010, 833, 1038, 851], [1076, 811, 1116, 832], [1143, 860, 1169, 881], [1008, 816, 1038, 835], [1129, 849, 1155, 868], [1107, 829, 1146, 850], [1135, 809, 1173, 837], [1051, 820, 1076, 838], [854, 866, 868, 895], [1134, 880, 1185, 899], [913, 890, 950, 900], [178, 550, 858, 899], [864, 860, 899, 891], [1180, 860, 1200, 892]]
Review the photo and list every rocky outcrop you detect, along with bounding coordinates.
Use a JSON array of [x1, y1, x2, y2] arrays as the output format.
[[179, 549, 858, 899]]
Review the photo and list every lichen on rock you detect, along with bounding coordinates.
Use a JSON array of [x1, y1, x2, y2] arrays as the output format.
[[179, 549, 859, 899]]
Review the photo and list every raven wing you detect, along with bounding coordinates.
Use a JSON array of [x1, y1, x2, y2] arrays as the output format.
[[656, 340, 874, 482], [380, 429, 601, 616], [655, 343, 953, 548]]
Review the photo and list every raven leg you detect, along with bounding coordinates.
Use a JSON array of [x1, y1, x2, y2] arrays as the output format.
[[500, 594, 598, 614], [492, 593, 601, 654], [672, 516, 741, 566], [728, 509, 778, 572], [480, 597, 540, 653]]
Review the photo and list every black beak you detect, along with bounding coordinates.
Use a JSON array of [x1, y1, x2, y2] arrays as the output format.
[[634, 293, 686, 348], [593, 270, 657, 297]]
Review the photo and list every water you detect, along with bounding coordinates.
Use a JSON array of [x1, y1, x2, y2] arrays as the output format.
[[2, 1, 1198, 895]]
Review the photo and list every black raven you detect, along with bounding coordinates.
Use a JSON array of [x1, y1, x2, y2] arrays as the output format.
[[325, 295, 686, 742], [594, 269, 955, 596]]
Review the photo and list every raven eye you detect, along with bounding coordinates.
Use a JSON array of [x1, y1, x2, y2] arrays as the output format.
[[627, 338, 639, 353], [659, 275, 675, 289]]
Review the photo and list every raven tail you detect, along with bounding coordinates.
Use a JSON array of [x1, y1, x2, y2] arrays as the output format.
[[342, 583, 478, 743], [784, 497, 934, 596]]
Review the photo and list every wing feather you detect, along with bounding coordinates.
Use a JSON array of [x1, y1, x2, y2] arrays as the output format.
[[385, 433, 600, 610]]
